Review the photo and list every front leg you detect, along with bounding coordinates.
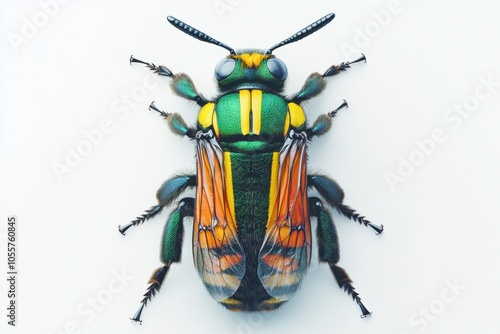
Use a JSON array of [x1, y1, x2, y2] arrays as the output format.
[[290, 54, 366, 104], [130, 55, 208, 106], [322, 53, 366, 77]]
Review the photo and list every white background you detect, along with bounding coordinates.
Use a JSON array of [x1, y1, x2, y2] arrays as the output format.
[[1, 0, 500, 333]]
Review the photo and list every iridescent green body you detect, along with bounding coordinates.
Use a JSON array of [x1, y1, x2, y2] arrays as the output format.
[[121, 13, 382, 323], [195, 64, 309, 309]]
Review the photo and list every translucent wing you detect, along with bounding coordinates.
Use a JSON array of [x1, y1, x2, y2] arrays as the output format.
[[257, 130, 311, 300], [193, 130, 246, 301]]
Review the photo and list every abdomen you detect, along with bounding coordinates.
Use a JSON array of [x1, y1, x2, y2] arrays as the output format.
[[220, 151, 286, 311]]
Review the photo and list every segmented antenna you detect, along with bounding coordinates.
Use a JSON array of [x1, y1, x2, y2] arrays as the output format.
[[266, 13, 335, 54], [167, 16, 236, 54]]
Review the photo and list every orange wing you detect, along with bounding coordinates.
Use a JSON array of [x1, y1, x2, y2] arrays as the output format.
[[193, 130, 246, 301], [257, 130, 311, 301]]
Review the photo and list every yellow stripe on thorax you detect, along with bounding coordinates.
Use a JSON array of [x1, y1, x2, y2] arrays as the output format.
[[251, 90, 262, 135], [239, 90, 251, 135], [240, 90, 263, 136], [223, 152, 236, 224]]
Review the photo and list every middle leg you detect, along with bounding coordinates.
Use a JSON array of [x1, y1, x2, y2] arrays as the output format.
[[118, 174, 195, 235], [308, 174, 384, 235]]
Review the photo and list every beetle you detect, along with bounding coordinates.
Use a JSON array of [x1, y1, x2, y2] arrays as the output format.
[[119, 13, 383, 323]]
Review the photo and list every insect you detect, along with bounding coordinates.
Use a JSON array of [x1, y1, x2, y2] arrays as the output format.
[[119, 13, 383, 323]]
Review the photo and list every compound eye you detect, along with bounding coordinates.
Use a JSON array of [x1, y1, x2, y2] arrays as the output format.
[[214, 58, 236, 81], [266, 58, 288, 81]]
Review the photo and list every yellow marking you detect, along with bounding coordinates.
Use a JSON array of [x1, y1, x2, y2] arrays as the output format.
[[198, 102, 215, 129], [220, 298, 243, 306], [231, 53, 271, 68], [223, 152, 236, 225], [261, 297, 286, 306], [251, 90, 262, 135], [288, 102, 306, 128], [267, 152, 279, 228], [212, 111, 220, 138], [239, 90, 251, 135], [283, 112, 290, 136]]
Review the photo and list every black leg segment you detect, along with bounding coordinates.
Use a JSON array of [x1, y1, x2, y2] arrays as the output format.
[[130, 55, 173, 76], [130, 197, 194, 324], [308, 174, 383, 235], [309, 197, 372, 318], [118, 205, 163, 235], [329, 264, 372, 318], [323, 54, 367, 77], [118, 174, 195, 235], [130, 264, 171, 324]]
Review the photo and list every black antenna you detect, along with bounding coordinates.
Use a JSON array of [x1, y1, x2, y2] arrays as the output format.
[[266, 13, 335, 54], [167, 16, 236, 55]]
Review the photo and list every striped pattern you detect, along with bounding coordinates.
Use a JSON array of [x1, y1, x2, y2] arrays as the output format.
[[239, 90, 263, 136], [258, 131, 311, 300], [193, 131, 246, 301]]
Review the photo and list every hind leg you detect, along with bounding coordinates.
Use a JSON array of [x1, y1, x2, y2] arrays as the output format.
[[309, 197, 372, 318], [130, 198, 194, 323]]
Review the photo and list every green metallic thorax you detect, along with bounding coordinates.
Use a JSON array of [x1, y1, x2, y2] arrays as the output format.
[[215, 90, 289, 153]]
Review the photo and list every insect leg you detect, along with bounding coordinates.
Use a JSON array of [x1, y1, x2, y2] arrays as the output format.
[[299, 55, 365, 130], [118, 174, 196, 235], [322, 54, 366, 77], [308, 174, 383, 235], [309, 197, 372, 318], [289, 54, 366, 104], [306, 100, 348, 138], [148, 102, 197, 138], [130, 55, 208, 106], [289, 73, 327, 104], [130, 197, 194, 324]]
